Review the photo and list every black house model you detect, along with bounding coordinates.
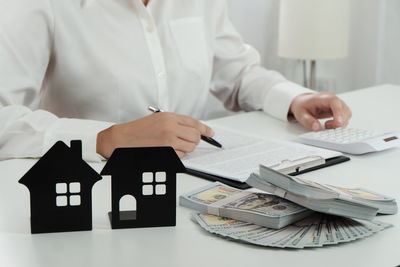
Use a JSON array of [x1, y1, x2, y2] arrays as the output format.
[[101, 147, 186, 229], [19, 140, 102, 234]]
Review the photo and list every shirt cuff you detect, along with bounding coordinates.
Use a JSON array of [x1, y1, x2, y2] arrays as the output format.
[[263, 81, 315, 121], [43, 118, 114, 162]]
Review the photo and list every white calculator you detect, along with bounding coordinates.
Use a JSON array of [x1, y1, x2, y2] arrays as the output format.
[[298, 128, 400, 154]]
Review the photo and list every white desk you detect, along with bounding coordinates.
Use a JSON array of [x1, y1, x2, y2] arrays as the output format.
[[1, 85, 399, 267]]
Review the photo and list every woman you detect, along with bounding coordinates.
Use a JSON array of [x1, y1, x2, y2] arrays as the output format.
[[0, 0, 351, 161]]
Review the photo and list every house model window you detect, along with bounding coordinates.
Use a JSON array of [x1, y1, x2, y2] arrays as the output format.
[[56, 182, 81, 207], [142, 172, 167, 196]]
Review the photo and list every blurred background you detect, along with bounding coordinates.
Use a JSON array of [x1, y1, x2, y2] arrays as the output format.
[[226, 0, 400, 93]]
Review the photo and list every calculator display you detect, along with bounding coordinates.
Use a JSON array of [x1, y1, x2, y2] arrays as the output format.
[[384, 136, 398, 142]]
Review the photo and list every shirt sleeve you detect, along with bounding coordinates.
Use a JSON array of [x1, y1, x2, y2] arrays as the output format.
[[0, 0, 113, 162], [209, 0, 314, 121]]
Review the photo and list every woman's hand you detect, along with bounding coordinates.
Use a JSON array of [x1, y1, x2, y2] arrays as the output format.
[[289, 92, 352, 131], [96, 112, 214, 158]]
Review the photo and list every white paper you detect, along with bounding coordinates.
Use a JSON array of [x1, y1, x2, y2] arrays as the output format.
[[183, 126, 342, 182]]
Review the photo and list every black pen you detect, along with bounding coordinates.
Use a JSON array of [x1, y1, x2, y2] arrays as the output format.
[[148, 106, 223, 148]]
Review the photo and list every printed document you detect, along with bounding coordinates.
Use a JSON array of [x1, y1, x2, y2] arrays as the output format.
[[183, 126, 342, 183]]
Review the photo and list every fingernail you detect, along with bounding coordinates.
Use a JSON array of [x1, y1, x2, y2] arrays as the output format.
[[312, 122, 320, 131], [337, 115, 343, 124], [209, 128, 215, 136]]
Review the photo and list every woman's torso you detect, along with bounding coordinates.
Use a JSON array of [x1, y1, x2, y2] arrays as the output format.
[[40, 0, 218, 123]]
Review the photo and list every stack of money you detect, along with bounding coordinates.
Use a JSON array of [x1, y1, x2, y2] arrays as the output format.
[[192, 213, 392, 249], [246, 165, 398, 220], [180, 182, 313, 229]]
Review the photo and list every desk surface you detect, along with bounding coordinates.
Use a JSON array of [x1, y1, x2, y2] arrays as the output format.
[[1, 85, 399, 267]]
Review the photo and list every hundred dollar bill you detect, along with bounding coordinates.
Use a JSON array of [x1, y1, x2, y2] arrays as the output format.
[[336, 219, 356, 241], [365, 220, 393, 231], [192, 213, 259, 241], [247, 166, 398, 221], [223, 192, 301, 217], [186, 184, 240, 205], [343, 219, 371, 238], [339, 219, 362, 240], [320, 217, 338, 245], [288, 214, 324, 248], [181, 182, 313, 229], [191, 213, 392, 249], [330, 217, 347, 243]]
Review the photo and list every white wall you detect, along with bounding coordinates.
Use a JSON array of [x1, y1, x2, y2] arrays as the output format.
[[227, 0, 400, 93], [330, 0, 382, 92], [378, 0, 400, 85]]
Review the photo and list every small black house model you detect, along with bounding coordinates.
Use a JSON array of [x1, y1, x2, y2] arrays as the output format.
[[101, 147, 186, 229], [19, 140, 102, 234]]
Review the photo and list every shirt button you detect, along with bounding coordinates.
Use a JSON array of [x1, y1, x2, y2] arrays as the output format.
[[158, 72, 167, 79], [147, 23, 155, 33]]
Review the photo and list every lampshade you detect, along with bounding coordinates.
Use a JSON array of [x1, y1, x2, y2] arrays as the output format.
[[278, 0, 350, 60]]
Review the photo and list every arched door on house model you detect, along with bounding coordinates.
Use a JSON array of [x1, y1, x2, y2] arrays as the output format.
[[119, 194, 137, 221]]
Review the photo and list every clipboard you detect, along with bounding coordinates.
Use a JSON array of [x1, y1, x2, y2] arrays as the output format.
[[185, 156, 350, 189]]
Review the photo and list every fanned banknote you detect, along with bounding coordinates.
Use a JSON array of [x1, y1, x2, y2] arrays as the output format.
[[192, 213, 392, 249]]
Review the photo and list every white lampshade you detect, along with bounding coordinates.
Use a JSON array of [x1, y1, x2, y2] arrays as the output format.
[[278, 0, 350, 60]]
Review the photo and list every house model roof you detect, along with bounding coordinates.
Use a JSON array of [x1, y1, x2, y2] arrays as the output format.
[[19, 141, 102, 186], [101, 147, 186, 175]]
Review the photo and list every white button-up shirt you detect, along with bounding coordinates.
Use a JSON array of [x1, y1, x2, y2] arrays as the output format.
[[0, 0, 312, 161]]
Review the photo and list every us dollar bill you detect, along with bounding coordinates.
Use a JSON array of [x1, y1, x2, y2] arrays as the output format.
[[192, 213, 392, 249], [181, 182, 312, 229]]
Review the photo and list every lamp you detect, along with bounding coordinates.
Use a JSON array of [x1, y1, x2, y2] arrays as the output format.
[[278, 0, 350, 90]]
